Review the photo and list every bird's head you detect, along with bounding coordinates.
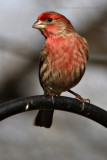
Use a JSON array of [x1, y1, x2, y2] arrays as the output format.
[[32, 11, 75, 37]]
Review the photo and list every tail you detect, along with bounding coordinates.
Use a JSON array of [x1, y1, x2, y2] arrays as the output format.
[[33, 110, 54, 128]]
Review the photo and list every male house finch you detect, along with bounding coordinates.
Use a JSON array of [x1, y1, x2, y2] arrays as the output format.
[[32, 11, 89, 128]]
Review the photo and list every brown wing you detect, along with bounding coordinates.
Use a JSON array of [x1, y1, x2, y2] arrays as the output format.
[[39, 45, 48, 89], [82, 37, 89, 60]]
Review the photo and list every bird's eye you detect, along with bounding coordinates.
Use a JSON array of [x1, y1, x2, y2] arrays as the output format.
[[48, 18, 53, 22]]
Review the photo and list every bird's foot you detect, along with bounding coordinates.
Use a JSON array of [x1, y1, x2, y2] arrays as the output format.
[[76, 94, 90, 111], [46, 89, 55, 104], [68, 90, 90, 111], [51, 95, 54, 104]]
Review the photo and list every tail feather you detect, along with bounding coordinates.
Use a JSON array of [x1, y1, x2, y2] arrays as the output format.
[[33, 110, 54, 128]]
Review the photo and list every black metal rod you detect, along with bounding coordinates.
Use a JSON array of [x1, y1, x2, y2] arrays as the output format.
[[0, 95, 107, 128]]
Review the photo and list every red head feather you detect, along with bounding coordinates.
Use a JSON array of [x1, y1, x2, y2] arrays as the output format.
[[37, 11, 70, 23]]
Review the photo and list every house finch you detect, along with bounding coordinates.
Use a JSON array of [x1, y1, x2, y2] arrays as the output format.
[[32, 11, 89, 128]]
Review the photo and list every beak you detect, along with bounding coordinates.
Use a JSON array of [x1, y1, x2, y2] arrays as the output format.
[[32, 20, 45, 29]]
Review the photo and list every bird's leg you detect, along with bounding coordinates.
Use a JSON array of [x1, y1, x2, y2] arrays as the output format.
[[68, 90, 90, 111], [46, 89, 55, 104], [51, 94, 54, 104]]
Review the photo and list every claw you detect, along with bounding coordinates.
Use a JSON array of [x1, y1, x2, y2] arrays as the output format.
[[76, 95, 90, 111], [46, 89, 55, 104], [68, 90, 90, 111], [51, 95, 54, 104], [85, 99, 90, 103], [76, 95, 84, 110]]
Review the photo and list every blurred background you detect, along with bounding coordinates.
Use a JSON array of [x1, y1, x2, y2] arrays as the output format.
[[0, 0, 107, 160]]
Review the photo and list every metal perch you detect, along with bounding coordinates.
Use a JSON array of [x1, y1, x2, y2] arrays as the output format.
[[0, 95, 107, 128]]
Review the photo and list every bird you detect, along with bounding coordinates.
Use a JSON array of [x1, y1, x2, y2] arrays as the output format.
[[32, 11, 89, 128]]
